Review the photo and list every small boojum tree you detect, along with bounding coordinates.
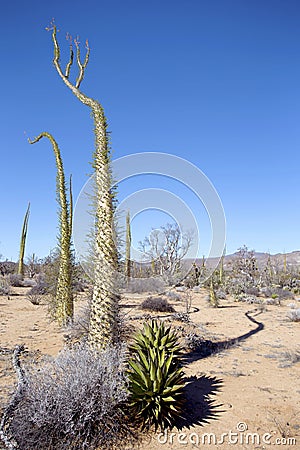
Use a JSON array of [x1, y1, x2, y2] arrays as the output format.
[[17, 203, 30, 277], [125, 211, 131, 281], [29, 132, 73, 326]]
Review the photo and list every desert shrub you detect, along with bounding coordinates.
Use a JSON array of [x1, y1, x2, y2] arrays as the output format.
[[287, 308, 300, 322], [236, 294, 262, 304], [172, 312, 190, 323], [184, 332, 206, 351], [25, 276, 49, 306], [165, 291, 182, 301], [280, 348, 300, 365], [140, 296, 175, 313], [245, 286, 260, 296], [127, 320, 186, 430], [22, 279, 36, 287], [2, 344, 133, 450], [183, 332, 217, 355], [8, 274, 24, 287], [28, 275, 49, 295], [216, 289, 226, 299], [64, 297, 92, 344], [260, 286, 293, 300], [127, 277, 165, 294], [260, 287, 272, 297], [0, 277, 11, 295], [265, 297, 280, 305], [0, 261, 16, 276], [273, 287, 293, 300], [26, 292, 43, 305]]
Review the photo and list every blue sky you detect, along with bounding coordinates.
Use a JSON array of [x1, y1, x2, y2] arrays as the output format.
[[0, 0, 299, 262]]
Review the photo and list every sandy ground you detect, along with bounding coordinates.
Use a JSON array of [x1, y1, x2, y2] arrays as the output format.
[[0, 286, 299, 450]]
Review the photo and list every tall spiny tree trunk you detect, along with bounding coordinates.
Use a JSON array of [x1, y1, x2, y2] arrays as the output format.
[[49, 23, 119, 350], [125, 211, 131, 281], [29, 132, 73, 326], [17, 203, 30, 277]]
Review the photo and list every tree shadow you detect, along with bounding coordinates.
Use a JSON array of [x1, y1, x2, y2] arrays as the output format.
[[176, 375, 225, 429], [218, 305, 240, 309], [183, 309, 264, 365]]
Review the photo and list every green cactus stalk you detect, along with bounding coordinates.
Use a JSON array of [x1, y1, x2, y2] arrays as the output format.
[[209, 277, 219, 308], [29, 132, 73, 326], [283, 253, 287, 274], [69, 174, 73, 236], [49, 23, 118, 349], [219, 247, 225, 284], [125, 211, 131, 281], [17, 203, 30, 277]]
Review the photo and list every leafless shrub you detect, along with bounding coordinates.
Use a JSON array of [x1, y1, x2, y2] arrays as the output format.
[[274, 287, 294, 300], [26, 292, 43, 305], [28, 275, 49, 295], [64, 297, 92, 344], [0, 261, 16, 276], [172, 312, 191, 323], [287, 308, 300, 322], [22, 279, 36, 287], [2, 344, 135, 450], [8, 274, 24, 287], [261, 286, 293, 301], [25, 276, 49, 306], [279, 348, 300, 367], [216, 289, 226, 299], [166, 291, 182, 301], [126, 277, 165, 294], [236, 294, 263, 304], [140, 296, 175, 313], [184, 332, 218, 356], [0, 278, 11, 296], [245, 286, 260, 296], [265, 297, 281, 305], [182, 290, 193, 314]]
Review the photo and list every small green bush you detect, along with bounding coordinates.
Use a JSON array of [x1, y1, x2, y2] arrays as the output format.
[[127, 319, 186, 430]]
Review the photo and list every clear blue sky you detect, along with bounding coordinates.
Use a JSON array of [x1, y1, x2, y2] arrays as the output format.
[[0, 0, 299, 261]]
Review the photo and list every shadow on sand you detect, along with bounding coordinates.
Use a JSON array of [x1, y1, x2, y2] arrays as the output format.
[[174, 310, 264, 428], [176, 375, 225, 429], [183, 309, 264, 364]]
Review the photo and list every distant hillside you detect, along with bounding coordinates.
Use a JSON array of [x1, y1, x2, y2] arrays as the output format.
[[191, 250, 300, 271]]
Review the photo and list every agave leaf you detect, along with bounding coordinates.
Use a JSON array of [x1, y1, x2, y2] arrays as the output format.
[[137, 349, 149, 369], [161, 396, 176, 402]]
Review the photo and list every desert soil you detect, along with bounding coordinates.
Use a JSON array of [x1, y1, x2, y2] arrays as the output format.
[[0, 287, 299, 450]]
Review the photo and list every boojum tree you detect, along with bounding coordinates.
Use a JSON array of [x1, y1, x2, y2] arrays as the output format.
[[17, 203, 30, 277], [125, 211, 131, 281], [47, 23, 119, 350], [29, 132, 73, 326]]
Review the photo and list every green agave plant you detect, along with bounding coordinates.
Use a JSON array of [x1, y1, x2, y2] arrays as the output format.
[[127, 319, 186, 430]]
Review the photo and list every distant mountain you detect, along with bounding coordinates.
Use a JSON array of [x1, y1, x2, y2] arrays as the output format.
[[189, 250, 300, 270]]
